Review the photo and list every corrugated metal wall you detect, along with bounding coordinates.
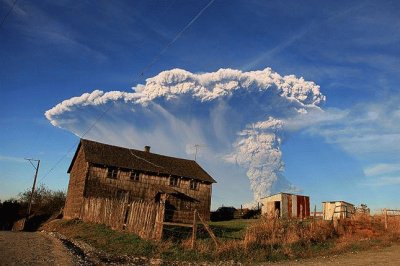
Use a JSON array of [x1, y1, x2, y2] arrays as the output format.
[[261, 193, 310, 219]]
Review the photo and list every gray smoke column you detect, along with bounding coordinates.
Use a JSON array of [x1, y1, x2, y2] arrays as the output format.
[[224, 117, 284, 200], [45, 68, 325, 201]]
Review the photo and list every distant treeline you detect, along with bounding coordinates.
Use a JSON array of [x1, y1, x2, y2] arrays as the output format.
[[211, 206, 260, 221], [0, 184, 66, 230]]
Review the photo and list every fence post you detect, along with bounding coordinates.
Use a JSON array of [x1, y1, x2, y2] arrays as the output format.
[[313, 205, 317, 219], [153, 201, 165, 241], [312, 205, 317, 229], [300, 204, 303, 220], [384, 208, 388, 230], [191, 209, 197, 250], [197, 212, 219, 248]]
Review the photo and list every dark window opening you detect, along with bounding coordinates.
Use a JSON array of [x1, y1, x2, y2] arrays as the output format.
[[107, 167, 118, 179], [130, 171, 141, 181], [190, 180, 199, 190], [274, 201, 281, 218], [169, 176, 180, 187]]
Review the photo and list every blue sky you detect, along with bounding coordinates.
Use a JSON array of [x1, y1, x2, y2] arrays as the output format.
[[1, 0, 400, 211]]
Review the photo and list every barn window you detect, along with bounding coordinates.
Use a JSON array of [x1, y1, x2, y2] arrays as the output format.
[[169, 176, 180, 187], [190, 180, 199, 190], [106, 167, 118, 179], [130, 170, 141, 181]]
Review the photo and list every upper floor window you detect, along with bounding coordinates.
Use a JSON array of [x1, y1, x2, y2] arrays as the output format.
[[107, 167, 118, 179], [130, 170, 141, 181], [169, 176, 180, 187], [190, 180, 199, 190]]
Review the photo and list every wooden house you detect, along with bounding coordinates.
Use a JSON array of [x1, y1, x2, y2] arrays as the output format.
[[260, 192, 310, 219], [63, 139, 216, 224], [322, 201, 355, 220]]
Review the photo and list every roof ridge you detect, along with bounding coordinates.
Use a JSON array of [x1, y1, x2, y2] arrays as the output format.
[[81, 138, 196, 162], [79, 138, 216, 183]]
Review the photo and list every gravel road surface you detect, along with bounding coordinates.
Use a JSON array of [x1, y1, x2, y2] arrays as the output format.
[[0, 231, 74, 266]]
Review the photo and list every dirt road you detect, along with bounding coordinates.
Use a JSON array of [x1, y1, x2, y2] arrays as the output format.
[[0, 231, 74, 266], [269, 244, 400, 266]]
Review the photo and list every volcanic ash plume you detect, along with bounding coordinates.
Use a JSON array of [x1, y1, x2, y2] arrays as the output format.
[[225, 118, 284, 200], [45, 68, 325, 201]]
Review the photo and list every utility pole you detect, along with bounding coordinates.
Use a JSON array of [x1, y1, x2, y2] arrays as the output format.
[[25, 158, 40, 217], [194, 144, 200, 161], [193, 144, 207, 161]]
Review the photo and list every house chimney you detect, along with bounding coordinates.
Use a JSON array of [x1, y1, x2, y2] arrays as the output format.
[[144, 146, 151, 153]]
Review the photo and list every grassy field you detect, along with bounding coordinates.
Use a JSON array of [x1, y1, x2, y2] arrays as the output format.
[[210, 219, 254, 240], [42, 215, 400, 263]]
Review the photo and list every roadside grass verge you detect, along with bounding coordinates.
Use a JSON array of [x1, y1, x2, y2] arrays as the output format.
[[42, 215, 400, 263], [43, 219, 157, 257]]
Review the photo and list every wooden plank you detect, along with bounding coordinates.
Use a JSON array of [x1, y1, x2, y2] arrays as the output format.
[[163, 222, 194, 228], [197, 212, 219, 248]]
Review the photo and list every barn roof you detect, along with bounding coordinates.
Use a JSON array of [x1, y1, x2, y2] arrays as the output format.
[[68, 139, 216, 183]]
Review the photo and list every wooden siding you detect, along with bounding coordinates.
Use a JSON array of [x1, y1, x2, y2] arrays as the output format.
[[63, 147, 88, 219], [80, 197, 164, 240], [84, 164, 211, 223]]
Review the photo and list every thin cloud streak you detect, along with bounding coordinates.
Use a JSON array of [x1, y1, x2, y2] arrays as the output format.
[[362, 176, 400, 187], [0, 155, 25, 163], [6, 1, 107, 60], [242, 1, 370, 71], [364, 163, 400, 177], [242, 25, 312, 71]]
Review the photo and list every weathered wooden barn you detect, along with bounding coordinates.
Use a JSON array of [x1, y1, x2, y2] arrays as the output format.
[[260, 192, 310, 219], [322, 201, 355, 220], [64, 139, 216, 230]]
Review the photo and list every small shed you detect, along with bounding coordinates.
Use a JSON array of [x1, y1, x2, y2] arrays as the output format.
[[322, 201, 355, 220], [260, 192, 310, 219]]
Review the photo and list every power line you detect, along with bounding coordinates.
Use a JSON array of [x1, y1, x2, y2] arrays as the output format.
[[0, 0, 18, 29], [39, 0, 215, 183], [129, 149, 165, 169], [39, 104, 113, 183], [138, 0, 216, 77]]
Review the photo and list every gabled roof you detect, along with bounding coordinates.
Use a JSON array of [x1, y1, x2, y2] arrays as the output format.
[[68, 139, 216, 183]]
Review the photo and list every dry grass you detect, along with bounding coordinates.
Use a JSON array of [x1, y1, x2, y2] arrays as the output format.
[[240, 213, 400, 260], [244, 216, 334, 248], [43, 215, 400, 263]]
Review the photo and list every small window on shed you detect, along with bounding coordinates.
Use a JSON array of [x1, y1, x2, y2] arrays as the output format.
[[190, 180, 199, 190], [106, 167, 118, 179], [130, 170, 141, 181], [169, 176, 180, 187]]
